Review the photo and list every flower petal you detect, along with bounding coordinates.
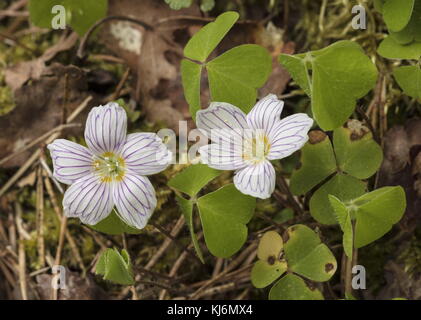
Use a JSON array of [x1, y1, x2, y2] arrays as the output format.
[[85, 102, 127, 155], [247, 94, 284, 137], [63, 173, 114, 225], [267, 113, 313, 160], [233, 161, 275, 199], [196, 102, 250, 145], [199, 143, 246, 170], [122, 133, 172, 175], [47, 139, 93, 185], [113, 173, 157, 229]]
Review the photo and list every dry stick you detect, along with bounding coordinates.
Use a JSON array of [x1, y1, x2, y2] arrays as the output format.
[[212, 258, 224, 279], [146, 216, 201, 269], [151, 220, 202, 264], [189, 244, 257, 299], [47, 176, 68, 300], [40, 158, 63, 195], [235, 288, 250, 300], [0, 96, 92, 198], [130, 286, 139, 300], [145, 217, 185, 270], [196, 280, 251, 299], [379, 75, 388, 142], [15, 203, 28, 300], [135, 266, 177, 281], [0, 124, 80, 167], [193, 268, 253, 299], [190, 264, 253, 289], [158, 232, 204, 300], [29, 267, 50, 278], [0, 10, 28, 17], [7, 212, 17, 253], [367, 76, 383, 133], [158, 251, 189, 299], [108, 68, 130, 102], [0, 0, 27, 21], [0, 259, 16, 288], [90, 54, 125, 64], [0, 218, 8, 242], [242, 250, 257, 268], [36, 166, 46, 267]]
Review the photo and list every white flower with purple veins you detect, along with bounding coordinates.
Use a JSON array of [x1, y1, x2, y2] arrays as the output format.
[[197, 94, 313, 199], [47, 102, 171, 229]]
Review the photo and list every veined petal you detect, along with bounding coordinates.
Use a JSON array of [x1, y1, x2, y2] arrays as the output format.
[[233, 161, 275, 199], [47, 139, 93, 185], [267, 113, 313, 160], [63, 173, 114, 225], [196, 102, 250, 145], [122, 133, 172, 175], [199, 143, 246, 170], [247, 94, 284, 137], [113, 173, 157, 229], [85, 102, 127, 155]]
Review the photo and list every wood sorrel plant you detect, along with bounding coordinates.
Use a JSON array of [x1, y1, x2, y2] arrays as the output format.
[[40, 7, 410, 299], [175, 9, 408, 299]]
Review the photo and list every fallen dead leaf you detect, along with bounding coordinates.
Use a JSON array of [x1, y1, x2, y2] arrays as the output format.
[[5, 32, 79, 92], [0, 63, 102, 168], [378, 118, 421, 231]]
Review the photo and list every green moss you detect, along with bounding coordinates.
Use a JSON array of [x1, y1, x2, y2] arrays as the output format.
[[0, 84, 14, 115]]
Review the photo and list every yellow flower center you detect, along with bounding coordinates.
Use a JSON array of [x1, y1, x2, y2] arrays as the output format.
[[242, 133, 271, 164], [93, 152, 126, 183]]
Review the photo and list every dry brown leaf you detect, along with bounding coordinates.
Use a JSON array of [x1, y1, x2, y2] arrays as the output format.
[[0, 63, 101, 168], [4, 32, 79, 93], [378, 118, 421, 231], [98, 0, 200, 132]]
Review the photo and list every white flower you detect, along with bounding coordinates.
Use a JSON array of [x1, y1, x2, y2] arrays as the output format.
[[48, 102, 172, 229], [196, 94, 313, 199]]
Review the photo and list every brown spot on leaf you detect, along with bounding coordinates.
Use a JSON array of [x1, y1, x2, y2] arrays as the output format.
[[325, 263, 334, 273], [308, 130, 327, 144], [267, 255, 276, 265]]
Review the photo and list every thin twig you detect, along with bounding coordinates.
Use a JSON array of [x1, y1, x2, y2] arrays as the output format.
[[189, 244, 256, 299], [149, 218, 202, 265], [36, 166, 45, 267], [0, 0, 27, 21], [0, 124, 80, 167], [158, 232, 204, 300], [15, 203, 28, 300], [108, 68, 130, 102]]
